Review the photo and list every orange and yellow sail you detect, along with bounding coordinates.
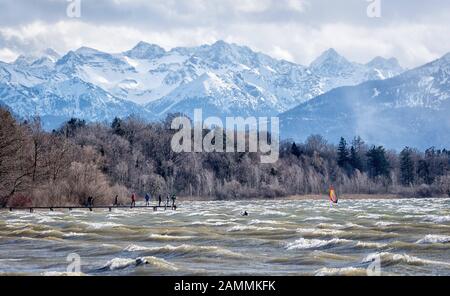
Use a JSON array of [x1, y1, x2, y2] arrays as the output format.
[[329, 186, 338, 204]]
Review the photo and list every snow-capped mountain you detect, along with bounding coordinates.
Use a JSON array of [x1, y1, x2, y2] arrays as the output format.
[[145, 42, 404, 118], [0, 41, 404, 128], [280, 53, 450, 150], [0, 78, 149, 130], [310, 48, 404, 91], [0, 48, 151, 128]]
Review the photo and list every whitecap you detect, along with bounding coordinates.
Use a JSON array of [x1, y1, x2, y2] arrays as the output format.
[[416, 235, 450, 244], [148, 234, 194, 241], [260, 210, 288, 216], [124, 244, 150, 252], [82, 222, 123, 229], [375, 221, 397, 227], [248, 219, 282, 225], [296, 228, 344, 236], [100, 256, 177, 271], [357, 214, 382, 219], [355, 241, 387, 249], [303, 216, 333, 222], [315, 267, 367, 276], [63, 232, 88, 238], [123, 244, 243, 258], [423, 215, 450, 223], [286, 238, 350, 250], [227, 225, 289, 232], [100, 258, 139, 270], [363, 252, 450, 267], [191, 221, 236, 226], [43, 271, 86, 276]]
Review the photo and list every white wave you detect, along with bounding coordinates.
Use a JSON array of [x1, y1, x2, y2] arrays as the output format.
[[124, 244, 149, 252], [315, 267, 367, 276], [375, 221, 397, 227], [100, 256, 177, 271], [357, 214, 382, 219], [363, 252, 450, 267], [286, 238, 350, 250], [355, 241, 387, 249], [101, 258, 138, 270], [82, 222, 123, 229], [303, 216, 333, 222], [344, 223, 368, 229], [123, 244, 243, 258], [296, 228, 344, 236], [416, 235, 450, 244], [148, 234, 194, 241], [37, 217, 57, 223], [206, 218, 238, 223], [5, 219, 29, 224], [43, 271, 86, 276], [227, 225, 289, 232], [187, 211, 213, 217], [423, 215, 450, 223], [248, 219, 283, 225], [260, 210, 288, 216], [191, 221, 236, 226], [62, 232, 88, 238], [141, 256, 179, 271], [317, 223, 345, 229]]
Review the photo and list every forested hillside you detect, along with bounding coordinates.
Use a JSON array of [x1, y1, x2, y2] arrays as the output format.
[[1, 107, 449, 207]]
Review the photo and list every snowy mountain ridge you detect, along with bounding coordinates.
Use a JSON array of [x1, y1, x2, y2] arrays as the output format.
[[0, 41, 405, 128], [280, 52, 450, 150]]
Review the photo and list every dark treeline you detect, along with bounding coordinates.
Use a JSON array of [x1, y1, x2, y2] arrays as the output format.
[[1, 107, 449, 207]]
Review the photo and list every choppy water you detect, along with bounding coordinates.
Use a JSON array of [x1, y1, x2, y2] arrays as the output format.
[[1, 198, 450, 276]]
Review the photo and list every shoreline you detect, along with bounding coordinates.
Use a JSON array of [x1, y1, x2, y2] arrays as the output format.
[[178, 194, 449, 202]]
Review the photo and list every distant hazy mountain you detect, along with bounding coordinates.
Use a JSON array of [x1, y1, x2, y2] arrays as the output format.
[[0, 41, 403, 128], [280, 53, 450, 150]]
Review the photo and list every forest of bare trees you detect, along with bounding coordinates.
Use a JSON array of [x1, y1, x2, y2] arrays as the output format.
[[1, 107, 449, 207]]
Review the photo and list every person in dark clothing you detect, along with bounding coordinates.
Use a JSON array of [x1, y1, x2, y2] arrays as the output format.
[[113, 195, 119, 207], [145, 193, 151, 206], [87, 196, 94, 207], [171, 194, 177, 207], [158, 195, 162, 207], [242, 211, 249, 217], [130, 193, 136, 208]]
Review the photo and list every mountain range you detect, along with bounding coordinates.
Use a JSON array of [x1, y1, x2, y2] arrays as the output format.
[[0, 41, 449, 149], [0, 41, 402, 126], [280, 53, 450, 149]]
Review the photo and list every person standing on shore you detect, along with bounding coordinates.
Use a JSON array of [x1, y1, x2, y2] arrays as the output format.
[[130, 193, 136, 208], [171, 193, 177, 208], [158, 195, 162, 207], [145, 193, 151, 206], [87, 196, 94, 207], [113, 195, 119, 207]]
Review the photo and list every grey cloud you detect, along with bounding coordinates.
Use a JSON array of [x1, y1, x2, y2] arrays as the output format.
[[1, 0, 449, 28], [0, 0, 449, 67]]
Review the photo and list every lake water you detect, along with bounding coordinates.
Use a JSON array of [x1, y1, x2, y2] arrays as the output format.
[[1, 198, 449, 276]]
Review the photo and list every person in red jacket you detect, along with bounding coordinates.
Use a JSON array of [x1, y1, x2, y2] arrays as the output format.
[[130, 193, 136, 208]]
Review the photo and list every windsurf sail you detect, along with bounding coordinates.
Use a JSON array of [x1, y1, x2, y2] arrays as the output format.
[[329, 186, 338, 204]]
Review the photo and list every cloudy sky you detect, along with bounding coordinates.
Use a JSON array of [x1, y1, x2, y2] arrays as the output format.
[[0, 0, 449, 68]]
